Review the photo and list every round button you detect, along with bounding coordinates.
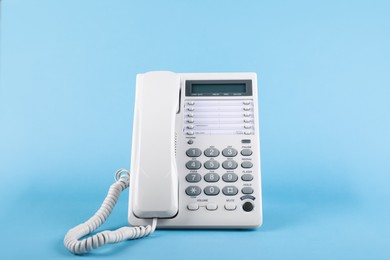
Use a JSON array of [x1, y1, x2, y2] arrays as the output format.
[[187, 139, 194, 145], [242, 201, 254, 212]]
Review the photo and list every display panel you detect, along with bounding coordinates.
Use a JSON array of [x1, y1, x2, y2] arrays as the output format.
[[185, 80, 252, 96]]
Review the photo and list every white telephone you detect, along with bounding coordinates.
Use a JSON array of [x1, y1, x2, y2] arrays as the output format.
[[64, 71, 262, 254]]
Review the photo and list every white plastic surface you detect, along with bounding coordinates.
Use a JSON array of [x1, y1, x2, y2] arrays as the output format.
[[130, 71, 180, 218]]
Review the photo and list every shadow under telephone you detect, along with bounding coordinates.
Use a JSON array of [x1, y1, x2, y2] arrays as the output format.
[[64, 71, 263, 254]]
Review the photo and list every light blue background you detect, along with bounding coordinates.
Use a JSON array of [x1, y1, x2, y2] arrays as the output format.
[[1, 0, 389, 259]]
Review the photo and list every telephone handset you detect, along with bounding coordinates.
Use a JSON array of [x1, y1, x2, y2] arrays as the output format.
[[64, 71, 262, 254]]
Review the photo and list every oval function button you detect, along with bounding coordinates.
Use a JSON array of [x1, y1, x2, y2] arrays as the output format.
[[187, 203, 199, 211], [241, 149, 253, 156], [241, 174, 254, 181], [224, 203, 237, 211], [222, 148, 238, 157], [241, 161, 253, 169], [222, 173, 238, 182], [185, 173, 201, 183], [204, 173, 220, 182], [186, 160, 201, 170], [204, 186, 220, 196], [206, 203, 218, 211], [222, 160, 238, 169], [222, 186, 239, 196], [204, 148, 220, 157], [185, 186, 201, 196], [204, 160, 220, 170], [241, 187, 254, 194], [186, 148, 202, 157]]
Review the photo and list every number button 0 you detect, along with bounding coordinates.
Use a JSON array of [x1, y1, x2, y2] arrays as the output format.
[[186, 160, 201, 170], [186, 148, 202, 157], [222, 160, 238, 169], [204, 186, 220, 196], [204, 148, 220, 157], [204, 160, 220, 170], [186, 173, 201, 183], [222, 173, 238, 182], [204, 173, 220, 182], [222, 148, 238, 157]]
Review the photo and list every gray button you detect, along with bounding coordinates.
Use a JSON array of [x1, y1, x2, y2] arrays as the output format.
[[185, 186, 201, 196], [241, 161, 253, 168], [185, 173, 201, 183], [204, 148, 220, 157], [222, 186, 238, 196], [204, 173, 220, 182], [242, 187, 254, 194], [204, 160, 220, 170], [241, 174, 253, 181], [186, 148, 202, 157], [241, 149, 252, 156], [204, 186, 220, 196], [222, 173, 238, 182], [222, 160, 238, 169], [186, 160, 201, 170], [222, 148, 238, 157]]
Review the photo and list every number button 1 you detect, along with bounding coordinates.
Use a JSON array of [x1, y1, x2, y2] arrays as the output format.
[[186, 148, 202, 157]]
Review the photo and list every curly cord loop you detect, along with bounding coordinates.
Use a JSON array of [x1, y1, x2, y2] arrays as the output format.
[[63, 169, 157, 255]]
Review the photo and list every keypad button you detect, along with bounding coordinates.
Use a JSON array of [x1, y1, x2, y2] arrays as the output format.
[[185, 173, 201, 183], [222, 186, 238, 196], [185, 186, 201, 196], [241, 161, 253, 168], [241, 149, 253, 156], [204, 173, 220, 182], [204, 148, 220, 157], [186, 148, 202, 157], [222, 148, 238, 157], [186, 160, 201, 170], [187, 203, 199, 211], [222, 160, 238, 169], [242, 201, 254, 212], [222, 173, 238, 182], [242, 187, 254, 194], [241, 174, 254, 181], [206, 203, 218, 211], [204, 186, 220, 196], [204, 160, 220, 170], [224, 203, 237, 211]]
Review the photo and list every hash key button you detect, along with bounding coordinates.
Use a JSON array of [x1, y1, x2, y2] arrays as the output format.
[[222, 186, 238, 196]]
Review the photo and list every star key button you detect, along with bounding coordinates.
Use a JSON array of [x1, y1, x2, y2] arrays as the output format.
[[185, 186, 201, 196]]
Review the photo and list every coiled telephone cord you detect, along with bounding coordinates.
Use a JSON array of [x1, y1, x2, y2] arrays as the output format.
[[63, 169, 157, 255]]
